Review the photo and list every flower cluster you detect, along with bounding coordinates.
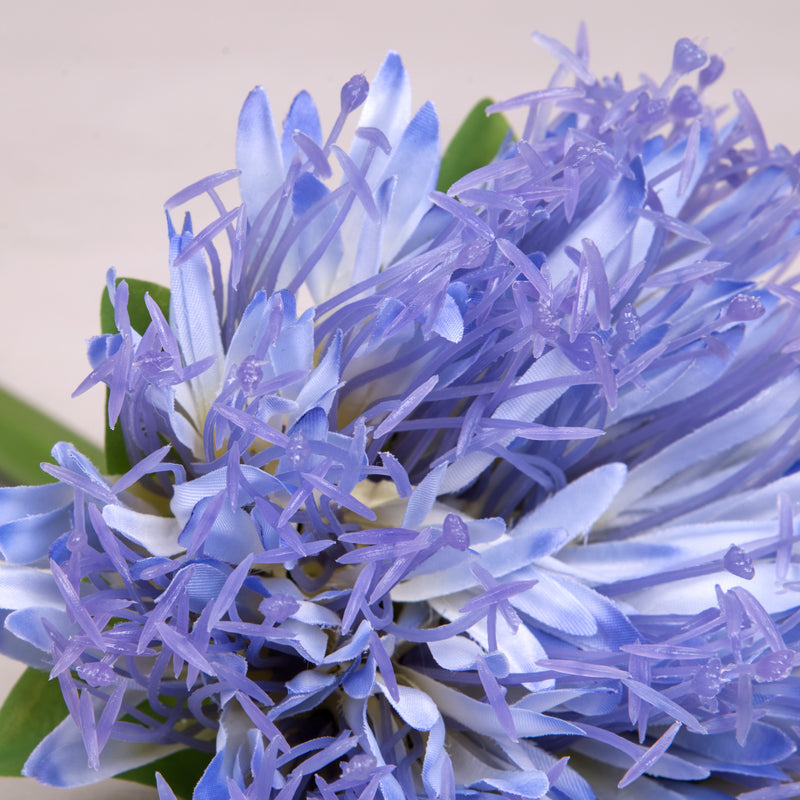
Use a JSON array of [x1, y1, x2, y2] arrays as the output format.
[[3, 27, 800, 800]]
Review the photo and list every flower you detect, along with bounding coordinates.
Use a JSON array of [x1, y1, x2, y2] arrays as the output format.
[[3, 27, 800, 800]]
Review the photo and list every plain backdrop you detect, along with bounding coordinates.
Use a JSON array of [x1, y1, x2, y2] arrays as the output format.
[[1, 0, 799, 797]]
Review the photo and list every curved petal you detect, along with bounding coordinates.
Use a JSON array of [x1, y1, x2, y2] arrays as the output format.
[[23, 714, 182, 787], [0, 504, 72, 564]]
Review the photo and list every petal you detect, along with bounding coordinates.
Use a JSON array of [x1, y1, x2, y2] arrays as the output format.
[[380, 101, 440, 263], [0, 482, 73, 526], [439, 348, 575, 494], [169, 246, 224, 447], [237, 86, 284, 224], [5, 605, 71, 651], [292, 173, 344, 303], [293, 330, 342, 417], [545, 157, 646, 288], [607, 373, 800, 518], [377, 678, 440, 731], [675, 722, 795, 767], [23, 714, 182, 787], [0, 504, 72, 564], [0, 610, 56, 666], [0, 563, 64, 610], [280, 90, 323, 166], [513, 463, 627, 546], [102, 505, 184, 558], [351, 52, 412, 182]]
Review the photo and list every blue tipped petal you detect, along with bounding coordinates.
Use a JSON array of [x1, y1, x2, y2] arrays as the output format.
[[280, 90, 323, 167], [351, 51, 412, 181], [381, 100, 440, 263], [237, 86, 284, 224]]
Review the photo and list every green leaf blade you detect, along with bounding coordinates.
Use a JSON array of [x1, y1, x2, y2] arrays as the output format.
[[0, 386, 103, 486], [118, 748, 212, 800], [436, 98, 511, 193], [0, 667, 67, 776]]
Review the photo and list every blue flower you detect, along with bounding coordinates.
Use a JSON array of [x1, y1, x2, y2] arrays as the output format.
[[4, 30, 800, 800]]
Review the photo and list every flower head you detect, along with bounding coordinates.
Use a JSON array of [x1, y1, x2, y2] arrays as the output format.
[[4, 29, 800, 800]]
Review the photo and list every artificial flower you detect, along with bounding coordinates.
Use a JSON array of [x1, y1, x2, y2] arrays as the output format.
[[3, 26, 800, 800]]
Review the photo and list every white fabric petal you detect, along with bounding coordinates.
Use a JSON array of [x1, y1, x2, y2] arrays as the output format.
[[102, 505, 183, 557]]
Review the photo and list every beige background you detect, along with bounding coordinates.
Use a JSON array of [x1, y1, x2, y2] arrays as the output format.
[[1, 0, 798, 796]]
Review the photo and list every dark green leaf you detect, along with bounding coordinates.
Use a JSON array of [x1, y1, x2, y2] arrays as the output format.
[[436, 98, 511, 193], [0, 667, 67, 775], [0, 386, 104, 486], [100, 277, 171, 475], [119, 748, 212, 799]]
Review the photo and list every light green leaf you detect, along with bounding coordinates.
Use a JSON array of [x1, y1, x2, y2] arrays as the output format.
[[0, 386, 103, 487], [0, 667, 67, 775], [436, 98, 511, 193], [100, 277, 171, 475]]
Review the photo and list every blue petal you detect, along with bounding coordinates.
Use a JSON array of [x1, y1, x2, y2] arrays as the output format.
[[342, 653, 376, 698], [237, 86, 284, 224], [268, 308, 315, 393], [5, 605, 71, 651], [0, 504, 72, 564], [546, 157, 646, 288], [281, 90, 323, 166], [0, 483, 73, 526], [0, 610, 55, 667], [674, 722, 796, 767], [412, 670, 583, 739], [192, 748, 228, 800], [169, 241, 224, 451], [432, 292, 464, 343], [395, 525, 568, 602], [439, 349, 576, 494], [377, 679, 439, 731], [294, 330, 342, 417], [513, 464, 627, 546], [23, 714, 182, 787], [351, 51, 412, 182], [292, 173, 344, 302], [380, 100, 440, 263], [478, 771, 549, 799]]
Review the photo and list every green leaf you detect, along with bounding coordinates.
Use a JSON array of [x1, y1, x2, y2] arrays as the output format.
[[0, 385, 104, 487], [100, 277, 171, 475], [0, 667, 68, 775], [118, 748, 212, 799], [104, 394, 131, 476], [436, 98, 511, 193]]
